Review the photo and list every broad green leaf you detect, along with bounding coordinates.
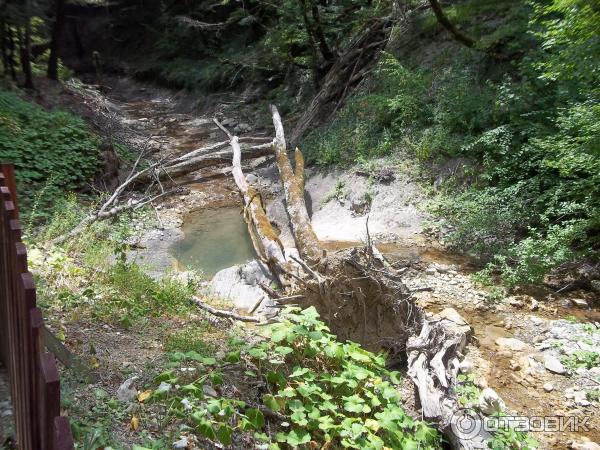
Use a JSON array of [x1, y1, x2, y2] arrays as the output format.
[[263, 394, 281, 412], [245, 408, 265, 429], [216, 424, 233, 445], [285, 429, 311, 446]]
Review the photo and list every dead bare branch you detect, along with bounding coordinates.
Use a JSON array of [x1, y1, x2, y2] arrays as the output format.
[[192, 296, 261, 322]]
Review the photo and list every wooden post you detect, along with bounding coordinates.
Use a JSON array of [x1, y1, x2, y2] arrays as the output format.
[[1, 165, 18, 217], [0, 164, 74, 449]]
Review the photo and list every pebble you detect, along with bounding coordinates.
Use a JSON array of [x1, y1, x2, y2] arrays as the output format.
[[173, 436, 189, 449], [530, 299, 539, 311], [478, 388, 506, 415], [496, 337, 528, 352], [116, 377, 138, 403], [530, 316, 543, 326], [459, 359, 473, 373], [203, 384, 218, 397], [570, 440, 600, 450], [570, 298, 589, 308], [543, 382, 554, 392]]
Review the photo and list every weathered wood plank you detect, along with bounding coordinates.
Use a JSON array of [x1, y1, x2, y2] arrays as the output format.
[[0, 164, 74, 449]]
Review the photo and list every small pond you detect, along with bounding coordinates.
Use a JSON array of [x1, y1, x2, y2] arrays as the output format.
[[170, 207, 256, 277]]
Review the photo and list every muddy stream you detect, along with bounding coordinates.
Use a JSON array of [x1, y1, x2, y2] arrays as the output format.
[[105, 78, 599, 449]]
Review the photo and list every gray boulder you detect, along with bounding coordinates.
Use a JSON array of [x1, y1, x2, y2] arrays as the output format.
[[210, 260, 275, 314]]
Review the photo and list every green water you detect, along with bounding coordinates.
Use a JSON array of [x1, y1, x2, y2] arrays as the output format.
[[170, 207, 256, 277]]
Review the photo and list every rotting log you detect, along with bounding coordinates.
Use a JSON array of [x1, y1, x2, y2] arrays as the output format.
[[215, 119, 291, 281], [270, 105, 322, 263], [137, 138, 273, 183], [407, 309, 491, 449]]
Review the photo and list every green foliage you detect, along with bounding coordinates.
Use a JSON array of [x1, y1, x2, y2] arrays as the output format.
[[151, 307, 441, 449], [322, 179, 347, 204], [587, 389, 600, 403], [306, 0, 600, 284], [90, 261, 197, 326], [164, 324, 216, 356], [250, 307, 441, 449], [30, 200, 195, 327], [561, 350, 600, 371], [0, 90, 101, 223], [486, 416, 538, 450], [108, 0, 389, 97], [454, 373, 481, 408], [63, 386, 124, 450]]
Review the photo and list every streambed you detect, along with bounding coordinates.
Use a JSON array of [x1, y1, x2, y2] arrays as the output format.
[[170, 207, 256, 277]]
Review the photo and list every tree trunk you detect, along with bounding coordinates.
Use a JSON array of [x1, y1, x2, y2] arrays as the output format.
[[290, 19, 390, 143], [427, 0, 508, 60], [6, 26, 17, 81], [0, 19, 8, 77], [270, 105, 322, 262], [47, 0, 66, 80], [427, 0, 476, 49], [229, 133, 291, 279], [298, 0, 321, 84], [309, 0, 335, 62], [18, 4, 34, 89], [137, 139, 274, 183]]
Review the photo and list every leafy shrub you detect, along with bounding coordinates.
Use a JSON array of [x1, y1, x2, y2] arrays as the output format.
[[0, 90, 101, 223], [307, 0, 600, 284], [148, 307, 441, 449], [251, 307, 441, 449], [562, 350, 600, 371]]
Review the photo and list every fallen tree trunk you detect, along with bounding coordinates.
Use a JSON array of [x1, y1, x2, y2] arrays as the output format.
[[270, 105, 322, 262], [215, 119, 292, 282], [137, 138, 274, 183], [226, 106, 490, 449]]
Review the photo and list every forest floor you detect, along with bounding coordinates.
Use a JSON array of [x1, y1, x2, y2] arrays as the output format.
[[27, 77, 600, 449]]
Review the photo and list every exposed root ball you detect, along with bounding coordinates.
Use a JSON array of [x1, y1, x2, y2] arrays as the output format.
[[294, 246, 423, 358]]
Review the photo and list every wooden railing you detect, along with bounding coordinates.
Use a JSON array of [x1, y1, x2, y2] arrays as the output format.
[[0, 164, 74, 450]]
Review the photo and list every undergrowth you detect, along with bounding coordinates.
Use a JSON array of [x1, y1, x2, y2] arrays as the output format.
[[0, 90, 102, 224], [302, 0, 600, 286], [142, 307, 442, 449]]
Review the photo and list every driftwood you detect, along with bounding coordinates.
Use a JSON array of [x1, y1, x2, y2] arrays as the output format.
[[407, 311, 490, 449], [214, 118, 291, 281], [270, 105, 322, 262], [192, 296, 261, 323], [137, 137, 274, 182], [46, 132, 274, 246]]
